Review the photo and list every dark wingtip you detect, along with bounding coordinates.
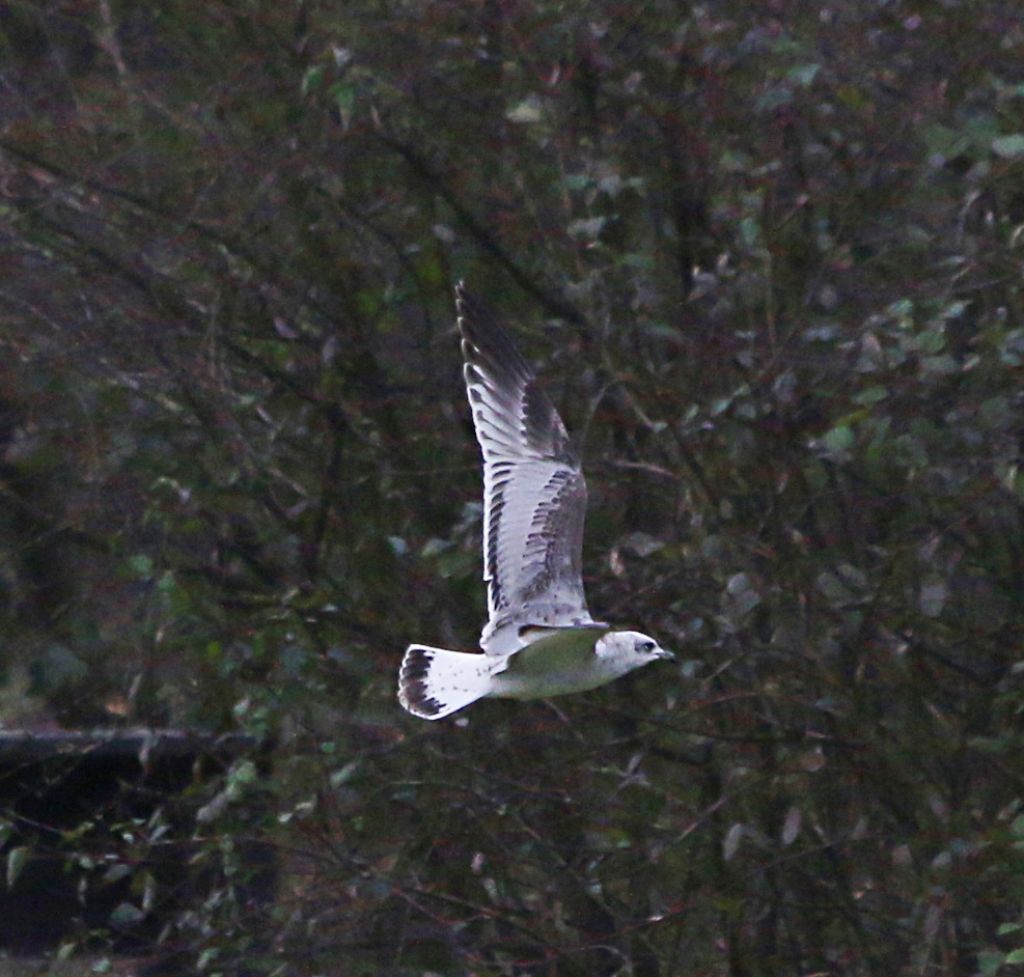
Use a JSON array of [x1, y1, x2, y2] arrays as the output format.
[[454, 280, 481, 329], [453, 281, 533, 381]]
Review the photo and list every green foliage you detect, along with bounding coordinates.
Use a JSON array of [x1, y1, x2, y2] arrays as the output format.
[[0, 0, 1023, 973]]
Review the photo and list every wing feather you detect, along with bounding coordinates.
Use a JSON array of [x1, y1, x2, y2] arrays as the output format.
[[455, 283, 601, 655]]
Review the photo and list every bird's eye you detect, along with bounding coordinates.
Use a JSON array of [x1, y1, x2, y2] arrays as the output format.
[[637, 639, 656, 653]]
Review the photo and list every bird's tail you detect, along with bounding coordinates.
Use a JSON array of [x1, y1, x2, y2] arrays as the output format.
[[398, 645, 495, 720]]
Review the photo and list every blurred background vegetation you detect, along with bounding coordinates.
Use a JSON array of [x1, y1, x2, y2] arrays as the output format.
[[0, 0, 1023, 974]]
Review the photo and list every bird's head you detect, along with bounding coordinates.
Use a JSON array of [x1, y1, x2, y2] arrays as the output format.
[[596, 630, 675, 673]]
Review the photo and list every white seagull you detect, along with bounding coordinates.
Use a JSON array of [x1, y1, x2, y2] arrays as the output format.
[[398, 282, 673, 720]]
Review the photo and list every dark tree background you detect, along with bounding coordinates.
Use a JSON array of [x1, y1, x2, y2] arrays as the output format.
[[1, 1, 1023, 974]]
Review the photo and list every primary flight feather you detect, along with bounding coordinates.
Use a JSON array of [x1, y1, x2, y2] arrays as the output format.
[[398, 282, 673, 720]]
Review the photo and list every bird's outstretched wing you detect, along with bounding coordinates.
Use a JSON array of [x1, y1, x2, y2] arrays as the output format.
[[456, 282, 602, 655]]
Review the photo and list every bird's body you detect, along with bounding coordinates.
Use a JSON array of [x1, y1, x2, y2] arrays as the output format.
[[490, 626, 614, 697], [398, 283, 672, 720]]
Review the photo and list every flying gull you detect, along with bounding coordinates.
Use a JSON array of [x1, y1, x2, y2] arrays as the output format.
[[398, 282, 673, 720]]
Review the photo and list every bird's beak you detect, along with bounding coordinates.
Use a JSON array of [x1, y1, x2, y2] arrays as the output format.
[[656, 648, 676, 661]]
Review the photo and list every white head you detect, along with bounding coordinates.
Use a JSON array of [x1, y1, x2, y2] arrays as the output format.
[[594, 630, 675, 680]]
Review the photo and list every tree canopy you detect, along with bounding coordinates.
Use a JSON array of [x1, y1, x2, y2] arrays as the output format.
[[1, 1, 1023, 974]]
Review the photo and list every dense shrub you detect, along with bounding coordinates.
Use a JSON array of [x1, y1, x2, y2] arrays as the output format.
[[0, 1, 1022, 973]]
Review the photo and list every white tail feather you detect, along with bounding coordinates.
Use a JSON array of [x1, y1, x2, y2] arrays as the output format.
[[398, 645, 495, 720]]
